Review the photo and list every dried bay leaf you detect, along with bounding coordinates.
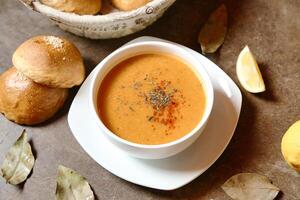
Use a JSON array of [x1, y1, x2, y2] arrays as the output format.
[[198, 4, 228, 54], [56, 165, 95, 200], [221, 173, 280, 200], [1, 130, 35, 185]]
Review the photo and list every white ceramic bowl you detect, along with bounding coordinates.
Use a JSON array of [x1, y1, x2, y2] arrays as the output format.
[[90, 41, 214, 159]]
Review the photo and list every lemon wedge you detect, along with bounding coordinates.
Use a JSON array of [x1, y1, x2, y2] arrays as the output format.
[[281, 121, 300, 172], [236, 46, 265, 93]]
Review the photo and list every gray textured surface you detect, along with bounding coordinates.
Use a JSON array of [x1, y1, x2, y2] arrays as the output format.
[[0, 0, 300, 199]]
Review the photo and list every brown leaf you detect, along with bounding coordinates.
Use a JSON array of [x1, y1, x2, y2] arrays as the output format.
[[55, 165, 94, 200], [198, 4, 228, 54], [221, 173, 280, 200], [1, 130, 35, 185]]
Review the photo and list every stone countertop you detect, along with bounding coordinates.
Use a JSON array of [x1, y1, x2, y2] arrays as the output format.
[[0, 0, 299, 199]]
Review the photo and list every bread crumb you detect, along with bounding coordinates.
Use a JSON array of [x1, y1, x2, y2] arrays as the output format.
[[43, 36, 64, 49]]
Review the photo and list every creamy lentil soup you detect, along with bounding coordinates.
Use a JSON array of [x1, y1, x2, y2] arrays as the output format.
[[98, 53, 206, 145]]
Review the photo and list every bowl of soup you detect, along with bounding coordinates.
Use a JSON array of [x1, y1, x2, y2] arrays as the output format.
[[90, 41, 214, 159]]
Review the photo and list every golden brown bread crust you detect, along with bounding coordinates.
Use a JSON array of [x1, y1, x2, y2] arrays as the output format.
[[41, 0, 102, 15], [0, 67, 68, 125], [12, 35, 85, 88], [111, 0, 150, 11]]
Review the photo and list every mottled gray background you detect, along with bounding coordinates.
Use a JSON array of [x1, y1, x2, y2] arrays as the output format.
[[0, 0, 300, 199]]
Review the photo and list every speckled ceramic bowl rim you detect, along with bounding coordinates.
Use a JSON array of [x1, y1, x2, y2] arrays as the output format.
[[31, 0, 173, 23]]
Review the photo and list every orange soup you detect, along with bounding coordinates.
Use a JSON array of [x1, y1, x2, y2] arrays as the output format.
[[98, 53, 206, 145]]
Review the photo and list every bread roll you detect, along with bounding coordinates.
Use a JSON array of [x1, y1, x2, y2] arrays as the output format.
[[112, 0, 150, 11], [12, 35, 85, 88], [41, 0, 102, 15], [0, 67, 68, 125]]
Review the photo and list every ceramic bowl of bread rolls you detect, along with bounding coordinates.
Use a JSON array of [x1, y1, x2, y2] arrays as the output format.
[[0, 35, 85, 125], [19, 0, 176, 39]]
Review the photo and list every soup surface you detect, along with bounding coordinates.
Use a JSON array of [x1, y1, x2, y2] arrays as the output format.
[[98, 53, 206, 145]]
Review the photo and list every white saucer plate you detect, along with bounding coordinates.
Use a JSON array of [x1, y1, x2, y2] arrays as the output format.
[[68, 36, 242, 190]]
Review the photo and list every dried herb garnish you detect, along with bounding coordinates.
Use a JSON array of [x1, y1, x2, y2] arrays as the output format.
[[142, 79, 183, 130], [131, 76, 184, 130], [148, 86, 172, 110]]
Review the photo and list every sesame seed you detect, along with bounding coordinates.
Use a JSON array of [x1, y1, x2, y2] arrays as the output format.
[[43, 36, 64, 49]]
